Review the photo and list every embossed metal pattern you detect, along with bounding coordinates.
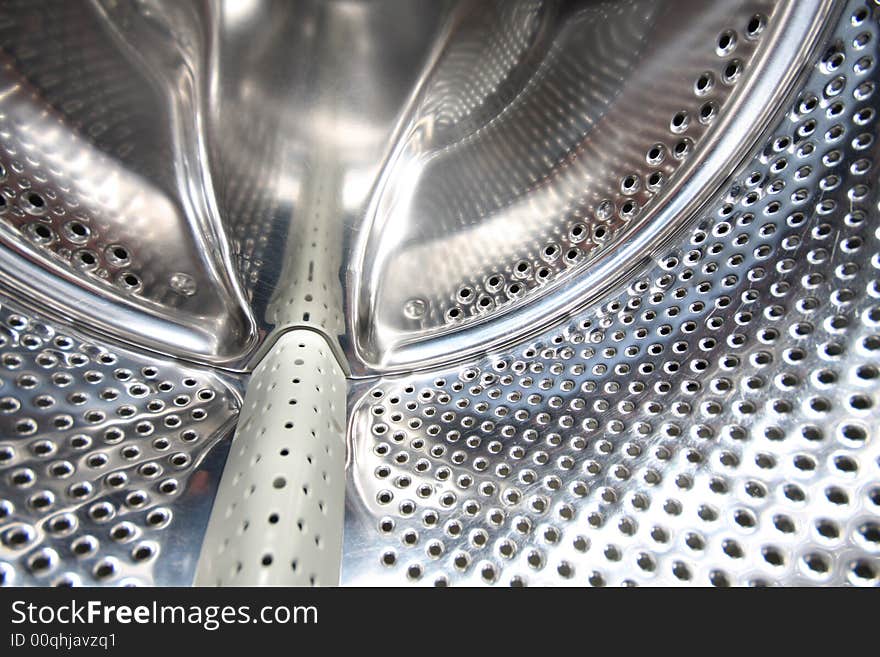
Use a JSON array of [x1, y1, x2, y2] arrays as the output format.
[[342, 0, 880, 586]]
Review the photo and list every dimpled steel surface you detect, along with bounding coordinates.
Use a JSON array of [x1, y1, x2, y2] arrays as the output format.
[[342, 1, 880, 586]]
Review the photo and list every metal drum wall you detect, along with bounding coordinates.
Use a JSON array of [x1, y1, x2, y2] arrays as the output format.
[[0, 0, 877, 587]]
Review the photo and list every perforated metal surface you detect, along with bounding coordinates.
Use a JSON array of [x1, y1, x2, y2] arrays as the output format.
[[2, 0, 879, 588], [0, 293, 241, 586], [364, 0, 769, 330], [348, 0, 832, 372], [0, 0, 257, 366], [342, 0, 880, 586]]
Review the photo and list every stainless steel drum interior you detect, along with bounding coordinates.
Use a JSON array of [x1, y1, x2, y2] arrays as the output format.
[[0, 0, 878, 587]]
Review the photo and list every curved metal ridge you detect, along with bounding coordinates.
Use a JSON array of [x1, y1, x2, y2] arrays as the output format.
[[0, 0, 836, 376], [0, 0, 258, 367], [341, 0, 880, 586], [1, 0, 878, 588], [348, 0, 837, 374]]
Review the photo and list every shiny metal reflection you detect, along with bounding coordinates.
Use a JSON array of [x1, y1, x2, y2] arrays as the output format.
[[0, 0, 832, 374], [1, 0, 878, 587]]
